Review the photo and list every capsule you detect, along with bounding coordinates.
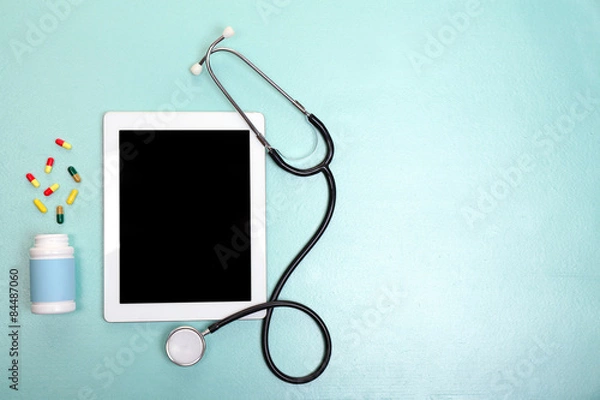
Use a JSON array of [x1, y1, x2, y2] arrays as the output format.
[[55, 138, 72, 150], [68, 166, 81, 183], [26, 173, 40, 188], [33, 198, 47, 213], [45, 157, 54, 173], [43, 183, 60, 196], [56, 206, 64, 224], [66, 189, 79, 205]]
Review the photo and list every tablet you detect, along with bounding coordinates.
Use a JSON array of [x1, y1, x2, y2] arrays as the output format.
[[103, 112, 266, 322]]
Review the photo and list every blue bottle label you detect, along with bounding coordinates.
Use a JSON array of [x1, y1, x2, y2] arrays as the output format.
[[30, 258, 75, 302]]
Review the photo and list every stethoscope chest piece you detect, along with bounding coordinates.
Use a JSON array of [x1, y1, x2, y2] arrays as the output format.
[[166, 326, 206, 366]]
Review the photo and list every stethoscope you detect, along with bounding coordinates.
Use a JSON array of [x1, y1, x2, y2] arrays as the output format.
[[164, 27, 336, 384]]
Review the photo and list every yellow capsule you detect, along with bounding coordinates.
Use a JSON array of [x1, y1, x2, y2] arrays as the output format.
[[66, 189, 79, 205], [33, 198, 47, 213]]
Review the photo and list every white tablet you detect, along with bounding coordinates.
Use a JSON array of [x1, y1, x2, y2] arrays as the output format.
[[103, 112, 266, 322]]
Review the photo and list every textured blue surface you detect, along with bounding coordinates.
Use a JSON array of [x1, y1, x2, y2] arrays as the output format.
[[1, 1, 600, 399]]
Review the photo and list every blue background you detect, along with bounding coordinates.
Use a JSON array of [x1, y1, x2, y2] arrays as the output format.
[[1, 0, 600, 399]]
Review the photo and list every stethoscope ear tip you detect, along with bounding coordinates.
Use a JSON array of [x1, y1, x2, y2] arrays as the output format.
[[189, 26, 233, 76], [190, 63, 203, 76], [222, 26, 235, 38]]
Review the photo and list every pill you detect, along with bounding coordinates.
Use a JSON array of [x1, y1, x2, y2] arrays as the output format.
[[33, 198, 47, 213], [26, 173, 40, 188], [55, 138, 72, 150], [56, 206, 64, 224], [45, 157, 54, 173], [68, 166, 81, 183], [66, 189, 78, 205], [44, 183, 60, 196]]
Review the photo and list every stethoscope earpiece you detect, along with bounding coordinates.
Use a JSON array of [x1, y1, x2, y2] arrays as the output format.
[[166, 326, 207, 367], [189, 26, 234, 76], [222, 26, 235, 38]]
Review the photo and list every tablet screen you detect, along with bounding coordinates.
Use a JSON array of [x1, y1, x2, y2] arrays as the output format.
[[119, 130, 251, 303]]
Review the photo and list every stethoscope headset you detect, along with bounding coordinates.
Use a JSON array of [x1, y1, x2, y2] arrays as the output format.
[[165, 27, 336, 384]]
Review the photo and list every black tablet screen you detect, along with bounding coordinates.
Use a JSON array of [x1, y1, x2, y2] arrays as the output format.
[[118, 130, 251, 303]]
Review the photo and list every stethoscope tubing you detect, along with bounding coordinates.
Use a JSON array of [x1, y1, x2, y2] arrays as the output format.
[[195, 30, 337, 384]]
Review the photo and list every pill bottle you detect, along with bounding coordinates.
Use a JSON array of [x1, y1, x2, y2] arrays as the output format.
[[29, 234, 76, 314]]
